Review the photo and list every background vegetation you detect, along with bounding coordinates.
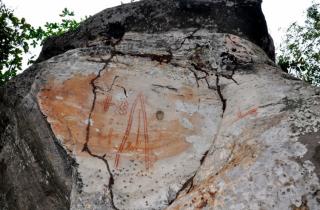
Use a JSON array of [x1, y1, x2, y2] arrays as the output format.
[[0, 0, 82, 85], [278, 2, 320, 85]]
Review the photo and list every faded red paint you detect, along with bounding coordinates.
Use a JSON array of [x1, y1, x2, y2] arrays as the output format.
[[115, 93, 141, 168], [103, 95, 113, 112], [236, 107, 258, 121], [140, 93, 151, 169], [114, 93, 151, 169], [107, 128, 113, 146], [37, 69, 208, 169], [116, 100, 129, 115]]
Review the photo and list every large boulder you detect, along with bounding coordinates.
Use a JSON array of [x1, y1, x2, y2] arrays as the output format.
[[0, 0, 319, 209], [37, 0, 275, 62]]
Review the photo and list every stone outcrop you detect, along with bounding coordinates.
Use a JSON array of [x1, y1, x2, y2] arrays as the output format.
[[0, 0, 319, 210], [37, 0, 275, 63]]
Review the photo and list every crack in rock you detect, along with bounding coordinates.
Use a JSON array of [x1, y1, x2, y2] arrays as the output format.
[[168, 149, 210, 206], [152, 84, 178, 92], [82, 145, 119, 210], [81, 38, 124, 210], [172, 28, 200, 51], [81, 32, 238, 209], [113, 50, 173, 64], [216, 74, 227, 115], [166, 42, 236, 206]]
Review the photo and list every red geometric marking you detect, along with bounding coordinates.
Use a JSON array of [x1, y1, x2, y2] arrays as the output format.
[[135, 109, 141, 148], [237, 107, 258, 120], [107, 128, 113, 147], [140, 94, 151, 169], [116, 100, 129, 115], [126, 142, 136, 151], [114, 94, 140, 168], [103, 95, 113, 112]]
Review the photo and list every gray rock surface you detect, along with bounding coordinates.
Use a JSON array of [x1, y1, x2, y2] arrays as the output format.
[[1, 0, 319, 210], [37, 0, 274, 63]]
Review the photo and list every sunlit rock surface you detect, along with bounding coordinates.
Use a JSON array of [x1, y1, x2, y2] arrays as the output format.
[[1, 0, 320, 210]]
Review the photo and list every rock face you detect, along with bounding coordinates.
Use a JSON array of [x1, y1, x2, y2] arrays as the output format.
[[37, 0, 275, 62], [0, 0, 319, 210]]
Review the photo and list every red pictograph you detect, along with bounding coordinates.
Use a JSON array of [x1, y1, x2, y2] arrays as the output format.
[[140, 94, 151, 169], [237, 107, 258, 120], [103, 95, 128, 115], [114, 94, 140, 168], [114, 93, 151, 169], [135, 109, 141, 147], [103, 95, 113, 112], [107, 128, 113, 147], [116, 100, 129, 115]]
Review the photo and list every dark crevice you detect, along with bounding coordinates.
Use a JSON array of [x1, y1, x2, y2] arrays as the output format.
[[106, 22, 126, 39], [152, 84, 178, 92], [200, 150, 209, 164], [313, 190, 320, 204], [216, 75, 227, 115], [82, 145, 118, 210], [81, 37, 124, 210], [168, 174, 196, 205], [88, 49, 173, 65], [191, 63, 210, 77], [115, 85, 128, 98], [107, 76, 120, 93], [188, 45, 244, 90], [219, 69, 239, 85], [219, 51, 242, 85], [221, 74, 239, 85], [204, 77, 217, 90], [114, 50, 173, 64], [168, 149, 210, 205], [188, 62, 210, 88], [83, 58, 113, 148], [172, 28, 200, 51], [188, 67, 207, 87], [187, 51, 228, 116]]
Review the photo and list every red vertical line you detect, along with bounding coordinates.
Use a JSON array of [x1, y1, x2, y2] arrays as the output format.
[[125, 142, 133, 150], [107, 128, 113, 148], [104, 95, 112, 112], [135, 109, 141, 148], [140, 93, 150, 169], [114, 95, 139, 168]]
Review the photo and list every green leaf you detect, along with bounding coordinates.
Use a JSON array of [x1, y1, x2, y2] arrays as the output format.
[[277, 2, 320, 86], [0, 2, 86, 86]]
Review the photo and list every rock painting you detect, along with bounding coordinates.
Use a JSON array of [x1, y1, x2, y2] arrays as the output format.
[[37, 66, 212, 170]]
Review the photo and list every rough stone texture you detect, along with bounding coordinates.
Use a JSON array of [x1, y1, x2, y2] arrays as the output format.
[[1, 0, 320, 210], [37, 0, 275, 63]]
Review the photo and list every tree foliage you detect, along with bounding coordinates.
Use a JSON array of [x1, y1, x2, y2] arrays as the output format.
[[0, 1, 33, 84], [39, 8, 81, 40], [0, 0, 83, 85], [278, 2, 320, 85]]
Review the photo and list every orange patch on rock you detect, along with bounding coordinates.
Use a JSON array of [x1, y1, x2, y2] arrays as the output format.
[[38, 74, 95, 152], [37, 71, 204, 169]]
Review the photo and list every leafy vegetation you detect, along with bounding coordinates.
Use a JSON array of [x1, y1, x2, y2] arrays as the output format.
[[0, 1, 33, 84], [278, 2, 320, 85], [40, 8, 81, 40], [0, 0, 83, 85]]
